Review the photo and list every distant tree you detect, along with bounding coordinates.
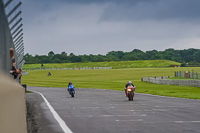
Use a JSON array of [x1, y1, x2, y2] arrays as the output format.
[[106, 51, 125, 60], [144, 50, 159, 60], [193, 51, 200, 62], [24, 53, 34, 64], [122, 53, 138, 61], [23, 48, 200, 64], [94, 54, 106, 62], [69, 53, 75, 56], [131, 49, 145, 60], [53, 59, 62, 63], [61, 51, 67, 56], [179, 48, 198, 63], [68, 53, 82, 62], [48, 51, 55, 57], [162, 48, 178, 61], [79, 54, 90, 62], [38, 55, 50, 63], [131, 49, 144, 54]]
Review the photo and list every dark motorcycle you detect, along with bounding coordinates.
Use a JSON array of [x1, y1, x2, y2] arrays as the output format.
[[126, 85, 136, 101], [68, 85, 75, 97]]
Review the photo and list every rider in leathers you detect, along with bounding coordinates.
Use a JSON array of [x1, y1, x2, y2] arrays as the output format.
[[68, 82, 75, 93], [124, 81, 135, 96]]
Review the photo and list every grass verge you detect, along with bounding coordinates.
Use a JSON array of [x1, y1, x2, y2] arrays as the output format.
[[26, 91, 33, 93], [23, 60, 181, 69]]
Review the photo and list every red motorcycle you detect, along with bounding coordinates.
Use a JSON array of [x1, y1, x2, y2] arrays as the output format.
[[126, 85, 136, 101]]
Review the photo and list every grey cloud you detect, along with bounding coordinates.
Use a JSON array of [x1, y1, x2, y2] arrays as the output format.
[[21, 0, 200, 55], [99, 0, 200, 22]]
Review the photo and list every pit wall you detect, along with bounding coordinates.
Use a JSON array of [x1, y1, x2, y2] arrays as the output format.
[[0, 72, 27, 133], [141, 76, 200, 87]]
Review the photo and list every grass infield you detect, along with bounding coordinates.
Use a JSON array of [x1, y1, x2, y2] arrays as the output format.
[[22, 67, 200, 99]]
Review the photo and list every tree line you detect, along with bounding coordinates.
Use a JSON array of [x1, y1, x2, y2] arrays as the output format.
[[24, 48, 200, 66]]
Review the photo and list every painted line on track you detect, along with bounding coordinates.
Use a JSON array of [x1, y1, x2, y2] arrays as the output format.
[[175, 121, 200, 123], [34, 91, 73, 133], [116, 119, 143, 122]]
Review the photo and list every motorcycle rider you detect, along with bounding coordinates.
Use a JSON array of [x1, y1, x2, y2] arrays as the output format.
[[68, 82, 75, 93], [124, 81, 135, 96]]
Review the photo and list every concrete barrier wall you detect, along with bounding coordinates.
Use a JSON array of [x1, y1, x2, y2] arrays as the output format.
[[0, 72, 27, 133], [142, 76, 200, 87]]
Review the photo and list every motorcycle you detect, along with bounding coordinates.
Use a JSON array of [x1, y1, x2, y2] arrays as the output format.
[[126, 85, 136, 101], [68, 85, 75, 97]]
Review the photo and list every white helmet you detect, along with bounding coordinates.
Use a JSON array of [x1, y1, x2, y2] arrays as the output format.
[[128, 81, 132, 84]]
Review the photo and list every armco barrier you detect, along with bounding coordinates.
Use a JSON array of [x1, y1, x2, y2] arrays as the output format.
[[0, 72, 27, 133], [142, 76, 200, 87], [23, 67, 112, 71]]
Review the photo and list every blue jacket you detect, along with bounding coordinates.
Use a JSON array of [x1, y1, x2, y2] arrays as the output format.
[[68, 85, 75, 90]]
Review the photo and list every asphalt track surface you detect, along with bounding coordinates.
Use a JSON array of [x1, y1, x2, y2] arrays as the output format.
[[28, 86, 200, 133]]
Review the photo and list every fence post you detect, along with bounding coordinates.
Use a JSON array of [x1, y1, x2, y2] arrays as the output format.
[[196, 72, 198, 79], [192, 70, 194, 79]]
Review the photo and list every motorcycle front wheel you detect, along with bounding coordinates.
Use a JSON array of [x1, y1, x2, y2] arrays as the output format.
[[71, 93, 74, 97], [129, 93, 133, 101]]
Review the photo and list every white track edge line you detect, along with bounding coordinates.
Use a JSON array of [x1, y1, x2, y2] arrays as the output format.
[[34, 91, 73, 133]]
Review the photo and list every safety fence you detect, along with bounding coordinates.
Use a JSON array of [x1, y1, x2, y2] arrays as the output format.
[[175, 71, 200, 80], [23, 67, 112, 71], [0, 0, 25, 73], [142, 76, 200, 87]]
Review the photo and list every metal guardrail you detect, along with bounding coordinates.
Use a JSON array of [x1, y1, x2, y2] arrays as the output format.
[[23, 67, 113, 71], [0, 0, 25, 73]]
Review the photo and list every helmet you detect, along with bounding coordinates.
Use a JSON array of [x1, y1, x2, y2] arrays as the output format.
[[69, 82, 72, 85], [128, 81, 132, 84]]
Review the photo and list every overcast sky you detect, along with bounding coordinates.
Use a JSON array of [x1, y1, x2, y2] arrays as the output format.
[[21, 0, 200, 55]]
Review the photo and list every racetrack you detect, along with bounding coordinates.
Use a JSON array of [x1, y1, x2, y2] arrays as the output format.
[[27, 86, 200, 133]]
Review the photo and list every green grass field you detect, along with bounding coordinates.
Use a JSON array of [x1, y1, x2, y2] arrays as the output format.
[[22, 67, 200, 99], [23, 60, 181, 69]]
